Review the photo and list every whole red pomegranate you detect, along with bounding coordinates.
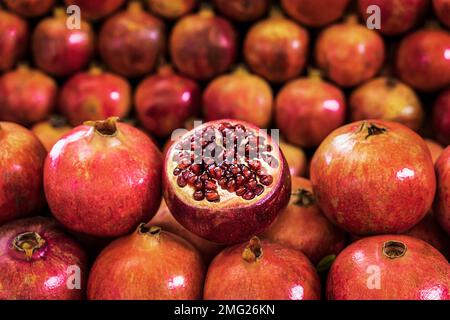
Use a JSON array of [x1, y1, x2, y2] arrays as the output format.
[[146, 0, 197, 19], [244, 12, 309, 83], [263, 177, 346, 264], [281, 0, 350, 27], [0, 65, 57, 126], [349, 77, 424, 131], [135, 65, 200, 138], [4, 0, 55, 17], [435, 146, 450, 235], [32, 8, 94, 77], [0, 11, 28, 72], [433, 0, 450, 27], [204, 237, 321, 300], [275, 72, 346, 148], [433, 89, 450, 145], [202, 67, 273, 129], [163, 119, 291, 244], [88, 224, 205, 300], [310, 120, 436, 235], [315, 16, 385, 87], [59, 66, 131, 126], [170, 9, 237, 80], [0, 122, 46, 225], [425, 139, 444, 164], [0, 217, 87, 300], [213, 0, 270, 22], [358, 0, 428, 35], [98, 2, 165, 77], [44, 117, 163, 237], [65, 0, 126, 20], [279, 141, 307, 177], [327, 235, 450, 300], [396, 29, 450, 92], [31, 117, 73, 153]]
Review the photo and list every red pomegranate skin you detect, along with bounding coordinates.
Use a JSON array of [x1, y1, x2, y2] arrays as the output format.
[[244, 14, 309, 83], [425, 139, 444, 164], [327, 235, 450, 300], [135, 65, 200, 138], [0, 66, 57, 126], [147, 0, 197, 19], [433, 89, 450, 146], [435, 146, 450, 235], [44, 118, 163, 237], [170, 10, 237, 81], [0, 11, 28, 72], [65, 0, 126, 20], [5, 0, 55, 17], [204, 238, 321, 300], [279, 142, 308, 177], [310, 120, 436, 235], [349, 77, 424, 131], [88, 225, 205, 300], [203, 68, 273, 128], [31, 118, 73, 153], [358, 0, 428, 35], [396, 29, 450, 92], [32, 10, 94, 77], [0, 122, 46, 225], [59, 68, 131, 126], [0, 217, 87, 300], [213, 0, 270, 22], [315, 17, 385, 87], [281, 0, 350, 27], [434, 0, 450, 27], [99, 2, 165, 78]]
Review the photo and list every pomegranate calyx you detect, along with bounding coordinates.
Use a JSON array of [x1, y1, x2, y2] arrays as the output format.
[[242, 236, 263, 263], [85, 117, 119, 137], [385, 77, 399, 89], [127, 1, 144, 13], [49, 115, 69, 128], [358, 122, 387, 139], [13, 232, 46, 259], [382, 240, 407, 259], [293, 189, 315, 207], [53, 7, 67, 19], [138, 223, 162, 238]]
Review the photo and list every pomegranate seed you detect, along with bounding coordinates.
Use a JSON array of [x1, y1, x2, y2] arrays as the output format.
[[242, 166, 252, 179], [193, 191, 204, 201], [213, 167, 223, 179], [260, 175, 273, 186], [236, 174, 245, 186], [246, 179, 257, 190], [194, 180, 203, 190], [230, 165, 240, 175], [227, 179, 236, 192], [254, 185, 264, 196], [205, 180, 217, 190], [173, 168, 182, 176], [191, 164, 201, 175], [206, 190, 220, 202], [243, 190, 255, 200], [177, 176, 187, 188], [219, 177, 227, 189], [200, 173, 208, 181], [236, 187, 246, 196]]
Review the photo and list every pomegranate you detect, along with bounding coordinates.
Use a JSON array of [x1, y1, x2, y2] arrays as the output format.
[[310, 120, 436, 235], [146, 0, 197, 19], [275, 71, 346, 148], [243, 11, 309, 83], [425, 139, 444, 164], [315, 16, 385, 87], [396, 29, 450, 92], [170, 9, 237, 80], [135, 65, 200, 138], [31, 117, 73, 153], [202, 67, 273, 129], [279, 141, 307, 177], [0, 122, 46, 225], [0, 65, 57, 126], [65, 0, 126, 20], [204, 237, 321, 300], [59, 66, 131, 126], [44, 117, 163, 237], [163, 119, 291, 244], [433, 89, 450, 145], [435, 146, 450, 235], [358, 0, 428, 35], [281, 0, 350, 27], [327, 235, 450, 300], [0, 11, 28, 72], [349, 77, 424, 131], [433, 0, 450, 27], [4, 0, 55, 17], [87, 224, 205, 300], [213, 0, 270, 22], [98, 2, 166, 77], [0, 217, 87, 300], [32, 8, 94, 77]]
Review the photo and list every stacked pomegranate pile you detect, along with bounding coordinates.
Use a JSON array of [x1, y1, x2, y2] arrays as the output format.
[[0, 0, 449, 300]]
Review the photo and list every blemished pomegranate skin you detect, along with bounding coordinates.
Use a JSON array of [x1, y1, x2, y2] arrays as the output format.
[[435, 146, 450, 235]]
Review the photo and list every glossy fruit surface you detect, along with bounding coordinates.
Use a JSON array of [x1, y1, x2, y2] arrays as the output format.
[[327, 235, 450, 300], [31, 117, 73, 153], [0, 66, 57, 126], [433, 0, 450, 27], [170, 9, 237, 80], [147, 0, 197, 19], [435, 146, 450, 234], [425, 139, 444, 164], [5, 0, 55, 17], [44, 117, 163, 237], [0, 11, 28, 72], [204, 237, 321, 300], [88, 224, 205, 300], [213, 0, 269, 22], [281, 0, 350, 27], [310, 120, 436, 235], [279, 142, 307, 177], [59, 67, 131, 126], [203, 68, 273, 128], [163, 119, 291, 244], [65, 0, 126, 20], [433, 89, 450, 146], [349, 77, 424, 131], [0, 122, 46, 225]]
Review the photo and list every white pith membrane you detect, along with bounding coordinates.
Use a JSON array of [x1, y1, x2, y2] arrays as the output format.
[[166, 121, 283, 207]]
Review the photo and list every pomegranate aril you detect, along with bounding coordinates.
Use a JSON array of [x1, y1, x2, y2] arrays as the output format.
[[230, 165, 240, 175], [213, 167, 223, 179], [236, 187, 246, 196], [260, 175, 273, 186], [248, 160, 261, 171], [236, 174, 245, 186], [242, 166, 252, 179], [207, 164, 216, 176], [177, 176, 187, 188], [219, 177, 227, 189], [187, 174, 197, 186], [173, 168, 182, 176], [200, 173, 208, 181], [193, 191, 205, 201], [194, 180, 203, 191], [205, 180, 217, 190], [254, 185, 264, 196], [206, 190, 220, 202], [191, 164, 202, 175], [243, 190, 255, 200], [246, 179, 257, 190], [227, 179, 236, 193]]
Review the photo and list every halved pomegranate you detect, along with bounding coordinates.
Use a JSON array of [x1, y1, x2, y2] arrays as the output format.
[[163, 120, 291, 244]]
